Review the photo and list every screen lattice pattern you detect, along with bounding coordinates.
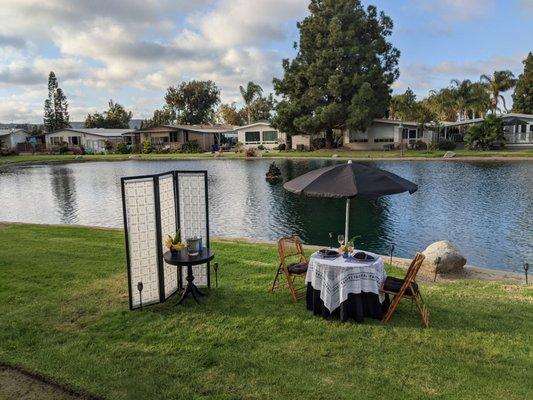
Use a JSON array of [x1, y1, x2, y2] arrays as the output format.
[[178, 173, 208, 287], [124, 179, 159, 307], [159, 175, 178, 299]]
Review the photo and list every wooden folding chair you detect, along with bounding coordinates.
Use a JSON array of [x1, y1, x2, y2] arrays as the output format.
[[271, 236, 308, 302], [381, 252, 430, 328]]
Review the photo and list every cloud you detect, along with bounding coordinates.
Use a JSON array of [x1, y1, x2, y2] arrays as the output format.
[[0, 34, 26, 49], [395, 54, 526, 96], [413, 0, 495, 23]]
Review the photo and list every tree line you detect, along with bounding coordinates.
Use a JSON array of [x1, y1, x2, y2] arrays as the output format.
[[40, 0, 532, 140]]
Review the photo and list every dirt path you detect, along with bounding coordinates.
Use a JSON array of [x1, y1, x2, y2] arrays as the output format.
[[0, 365, 99, 400]]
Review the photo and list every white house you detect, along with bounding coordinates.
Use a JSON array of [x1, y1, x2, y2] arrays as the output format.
[[45, 128, 135, 153], [235, 122, 286, 149], [342, 119, 434, 150], [0, 128, 30, 149], [439, 113, 533, 148]]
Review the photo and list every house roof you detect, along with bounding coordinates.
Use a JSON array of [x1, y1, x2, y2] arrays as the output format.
[[49, 128, 136, 137], [140, 124, 236, 134], [0, 128, 28, 137], [236, 121, 273, 130], [373, 118, 420, 127]]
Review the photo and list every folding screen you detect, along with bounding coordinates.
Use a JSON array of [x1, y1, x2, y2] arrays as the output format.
[[121, 170, 209, 310]]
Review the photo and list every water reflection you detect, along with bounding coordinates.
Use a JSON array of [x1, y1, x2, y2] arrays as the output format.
[[0, 159, 531, 271], [50, 167, 78, 223]]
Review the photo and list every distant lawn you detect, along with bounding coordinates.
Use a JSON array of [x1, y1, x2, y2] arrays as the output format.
[[0, 223, 531, 399], [1, 147, 532, 167]]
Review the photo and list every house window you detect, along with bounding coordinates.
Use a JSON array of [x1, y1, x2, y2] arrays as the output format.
[[262, 131, 278, 142], [530, 125, 533, 132], [68, 136, 80, 145], [51, 137, 63, 145], [520, 124, 527, 133], [245, 131, 260, 143], [374, 138, 394, 143], [170, 132, 179, 142]]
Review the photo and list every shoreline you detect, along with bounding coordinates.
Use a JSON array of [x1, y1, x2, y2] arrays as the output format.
[[1, 153, 532, 169], [1, 221, 524, 282]]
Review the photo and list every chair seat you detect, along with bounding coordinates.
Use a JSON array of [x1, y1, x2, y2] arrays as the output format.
[[383, 276, 419, 296], [287, 262, 308, 274]]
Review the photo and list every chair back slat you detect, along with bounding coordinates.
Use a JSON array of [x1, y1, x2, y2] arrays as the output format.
[[278, 236, 306, 266], [397, 252, 425, 297]]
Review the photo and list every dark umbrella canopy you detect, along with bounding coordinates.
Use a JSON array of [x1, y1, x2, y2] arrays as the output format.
[[283, 161, 418, 199]]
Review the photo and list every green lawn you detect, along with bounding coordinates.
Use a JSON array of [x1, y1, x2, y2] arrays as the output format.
[[1, 147, 532, 167], [0, 223, 531, 399]]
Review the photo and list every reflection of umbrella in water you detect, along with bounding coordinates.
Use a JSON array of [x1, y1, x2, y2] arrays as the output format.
[[283, 160, 418, 244]]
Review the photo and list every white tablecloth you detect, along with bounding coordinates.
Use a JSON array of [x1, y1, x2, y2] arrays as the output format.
[[305, 250, 387, 312]]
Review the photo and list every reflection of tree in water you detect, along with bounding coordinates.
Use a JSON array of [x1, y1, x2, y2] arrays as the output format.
[[50, 167, 78, 223]]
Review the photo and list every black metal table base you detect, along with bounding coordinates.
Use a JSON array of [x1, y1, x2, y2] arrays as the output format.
[[177, 265, 205, 305]]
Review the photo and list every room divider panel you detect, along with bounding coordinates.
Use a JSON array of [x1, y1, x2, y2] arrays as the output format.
[[121, 170, 210, 310]]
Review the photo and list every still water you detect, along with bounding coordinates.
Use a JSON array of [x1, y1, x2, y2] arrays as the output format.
[[0, 159, 531, 271]]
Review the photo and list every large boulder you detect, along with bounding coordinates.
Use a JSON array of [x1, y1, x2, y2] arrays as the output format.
[[422, 240, 466, 274]]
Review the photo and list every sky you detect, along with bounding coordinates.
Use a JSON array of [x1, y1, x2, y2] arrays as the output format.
[[0, 0, 531, 123]]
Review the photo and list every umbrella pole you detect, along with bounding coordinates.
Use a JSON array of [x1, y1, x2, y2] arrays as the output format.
[[344, 198, 350, 245]]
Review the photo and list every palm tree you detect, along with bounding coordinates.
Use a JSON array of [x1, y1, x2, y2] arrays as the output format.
[[480, 70, 517, 113], [239, 81, 263, 124], [450, 79, 473, 121], [468, 82, 491, 119]]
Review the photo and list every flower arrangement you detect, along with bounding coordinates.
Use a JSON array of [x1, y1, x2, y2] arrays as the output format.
[[165, 229, 185, 254], [339, 235, 361, 254]]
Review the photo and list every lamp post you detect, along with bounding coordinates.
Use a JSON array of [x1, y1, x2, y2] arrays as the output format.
[[137, 282, 144, 310], [389, 244, 395, 266], [434, 257, 442, 282], [524, 262, 529, 285]]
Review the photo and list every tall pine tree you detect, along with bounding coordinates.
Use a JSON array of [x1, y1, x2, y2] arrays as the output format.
[[512, 52, 533, 114], [272, 0, 400, 147], [43, 72, 70, 132]]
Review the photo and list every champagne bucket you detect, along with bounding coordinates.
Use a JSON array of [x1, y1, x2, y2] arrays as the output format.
[[186, 237, 201, 256]]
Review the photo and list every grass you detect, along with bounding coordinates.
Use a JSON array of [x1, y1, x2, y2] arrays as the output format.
[[0, 223, 531, 399], [1, 147, 532, 167]]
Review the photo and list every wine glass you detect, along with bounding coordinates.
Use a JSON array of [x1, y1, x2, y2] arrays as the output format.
[[337, 234, 345, 247]]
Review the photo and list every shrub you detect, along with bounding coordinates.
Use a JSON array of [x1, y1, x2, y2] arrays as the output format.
[[130, 143, 141, 154], [72, 147, 84, 155], [277, 143, 286, 151], [59, 143, 70, 154], [245, 147, 258, 157], [142, 140, 154, 154], [116, 142, 129, 154], [181, 140, 202, 153], [257, 144, 266, 150], [234, 142, 244, 153], [104, 140, 114, 152], [464, 114, 505, 150], [437, 140, 456, 151], [412, 140, 427, 150]]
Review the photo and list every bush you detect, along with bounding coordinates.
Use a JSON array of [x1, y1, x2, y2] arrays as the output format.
[[245, 147, 258, 157], [142, 140, 154, 154], [116, 142, 129, 154], [104, 140, 114, 152], [412, 140, 427, 150], [72, 147, 84, 155], [59, 143, 70, 154], [234, 142, 244, 153], [437, 140, 456, 151], [464, 114, 505, 150], [130, 143, 141, 154], [181, 140, 202, 153], [257, 144, 266, 151], [277, 143, 286, 151]]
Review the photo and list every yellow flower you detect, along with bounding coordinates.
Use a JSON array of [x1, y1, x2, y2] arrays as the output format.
[[164, 238, 173, 249]]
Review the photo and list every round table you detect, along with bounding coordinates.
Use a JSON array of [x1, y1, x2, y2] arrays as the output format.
[[305, 250, 389, 322], [163, 248, 215, 305]]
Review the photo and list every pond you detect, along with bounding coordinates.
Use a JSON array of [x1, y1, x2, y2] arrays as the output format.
[[0, 159, 531, 271]]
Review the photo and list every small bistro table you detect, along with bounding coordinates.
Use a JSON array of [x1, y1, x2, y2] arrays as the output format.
[[305, 250, 390, 322], [163, 248, 215, 305]]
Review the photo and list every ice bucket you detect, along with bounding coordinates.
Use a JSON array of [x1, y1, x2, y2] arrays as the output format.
[[186, 237, 202, 256]]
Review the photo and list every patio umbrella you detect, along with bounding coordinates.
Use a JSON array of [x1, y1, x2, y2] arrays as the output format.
[[283, 160, 418, 244]]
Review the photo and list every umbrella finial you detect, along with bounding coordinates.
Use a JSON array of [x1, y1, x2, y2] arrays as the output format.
[[347, 160, 352, 164]]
